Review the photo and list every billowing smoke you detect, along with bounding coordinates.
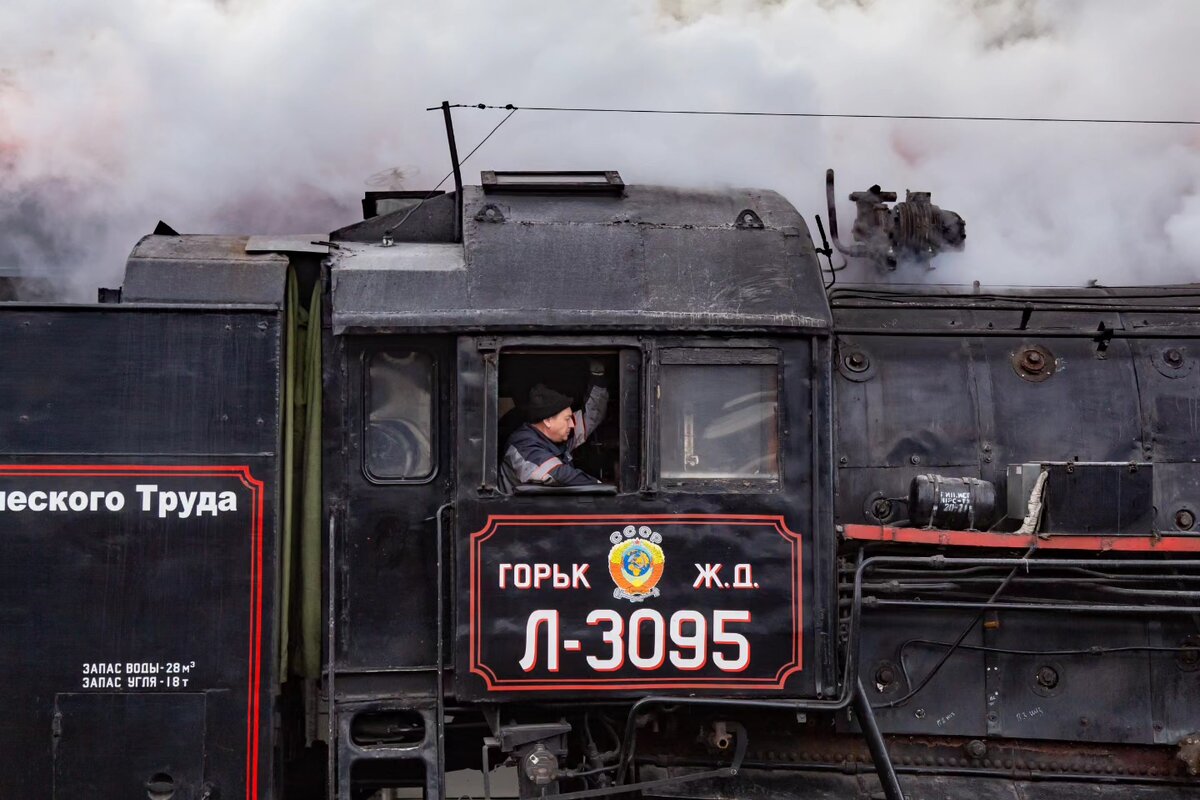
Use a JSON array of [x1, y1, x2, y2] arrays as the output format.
[[2, 0, 1199, 298]]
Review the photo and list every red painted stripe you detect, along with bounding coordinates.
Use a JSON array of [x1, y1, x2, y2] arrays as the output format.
[[246, 484, 255, 800], [0, 464, 251, 473], [251, 475, 264, 799], [0, 464, 263, 800], [843, 524, 1200, 552], [472, 520, 792, 525]]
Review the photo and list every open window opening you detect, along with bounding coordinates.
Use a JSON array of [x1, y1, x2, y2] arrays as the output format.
[[497, 350, 628, 494]]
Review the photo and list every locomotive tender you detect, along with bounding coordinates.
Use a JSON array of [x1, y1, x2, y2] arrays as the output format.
[[2, 165, 1200, 800]]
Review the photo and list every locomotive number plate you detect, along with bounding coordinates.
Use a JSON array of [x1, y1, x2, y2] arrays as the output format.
[[467, 514, 803, 692]]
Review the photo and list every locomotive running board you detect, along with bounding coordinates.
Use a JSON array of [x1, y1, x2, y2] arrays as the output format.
[[843, 524, 1200, 552]]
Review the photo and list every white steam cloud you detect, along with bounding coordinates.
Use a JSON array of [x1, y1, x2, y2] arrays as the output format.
[[2, 0, 1200, 298]]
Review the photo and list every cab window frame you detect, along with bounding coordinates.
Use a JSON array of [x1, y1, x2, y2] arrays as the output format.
[[653, 344, 783, 494], [480, 336, 644, 496], [361, 347, 440, 485]]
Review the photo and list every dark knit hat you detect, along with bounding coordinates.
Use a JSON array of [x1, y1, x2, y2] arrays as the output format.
[[526, 384, 572, 422]]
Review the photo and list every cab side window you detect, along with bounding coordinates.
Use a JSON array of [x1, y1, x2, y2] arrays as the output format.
[[365, 351, 436, 481], [659, 351, 780, 483]]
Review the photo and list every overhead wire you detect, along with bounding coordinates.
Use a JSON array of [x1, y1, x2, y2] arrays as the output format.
[[441, 102, 1200, 127]]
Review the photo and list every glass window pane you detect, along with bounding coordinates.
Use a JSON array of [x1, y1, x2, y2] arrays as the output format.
[[366, 351, 434, 480], [660, 364, 778, 481]]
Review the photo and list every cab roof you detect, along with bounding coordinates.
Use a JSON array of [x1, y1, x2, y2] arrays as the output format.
[[328, 183, 832, 334]]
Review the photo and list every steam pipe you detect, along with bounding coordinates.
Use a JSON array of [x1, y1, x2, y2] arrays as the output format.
[[835, 326, 1200, 339], [831, 299, 1200, 314], [326, 514, 337, 800], [825, 168, 868, 258], [868, 598, 1200, 614], [855, 555, 1200, 616], [434, 502, 453, 800], [853, 678, 906, 800]]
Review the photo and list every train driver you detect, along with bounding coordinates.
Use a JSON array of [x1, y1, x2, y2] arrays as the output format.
[[500, 360, 609, 491]]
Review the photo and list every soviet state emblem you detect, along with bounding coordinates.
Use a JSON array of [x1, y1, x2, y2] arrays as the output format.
[[608, 525, 665, 602]]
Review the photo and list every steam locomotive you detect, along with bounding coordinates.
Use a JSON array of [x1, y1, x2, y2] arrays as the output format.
[[2, 163, 1199, 800]]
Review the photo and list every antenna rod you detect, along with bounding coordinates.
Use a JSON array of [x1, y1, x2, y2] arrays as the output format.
[[442, 100, 464, 243]]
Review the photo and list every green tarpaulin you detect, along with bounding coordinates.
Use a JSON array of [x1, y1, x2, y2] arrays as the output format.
[[280, 268, 323, 683]]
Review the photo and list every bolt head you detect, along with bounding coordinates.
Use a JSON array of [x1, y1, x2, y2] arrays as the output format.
[[844, 351, 870, 373], [1036, 666, 1060, 688]]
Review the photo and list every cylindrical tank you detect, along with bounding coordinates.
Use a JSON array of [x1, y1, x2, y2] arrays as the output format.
[[908, 474, 997, 530]]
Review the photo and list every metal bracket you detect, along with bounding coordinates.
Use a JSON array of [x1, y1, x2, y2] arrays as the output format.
[[474, 203, 506, 223], [1093, 321, 1114, 357], [497, 722, 572, 752], [1177, 733, 1200, 776], [734, 209, 765, 229]]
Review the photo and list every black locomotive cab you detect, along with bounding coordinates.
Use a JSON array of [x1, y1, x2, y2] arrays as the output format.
[[321, 176, 838, 797]]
